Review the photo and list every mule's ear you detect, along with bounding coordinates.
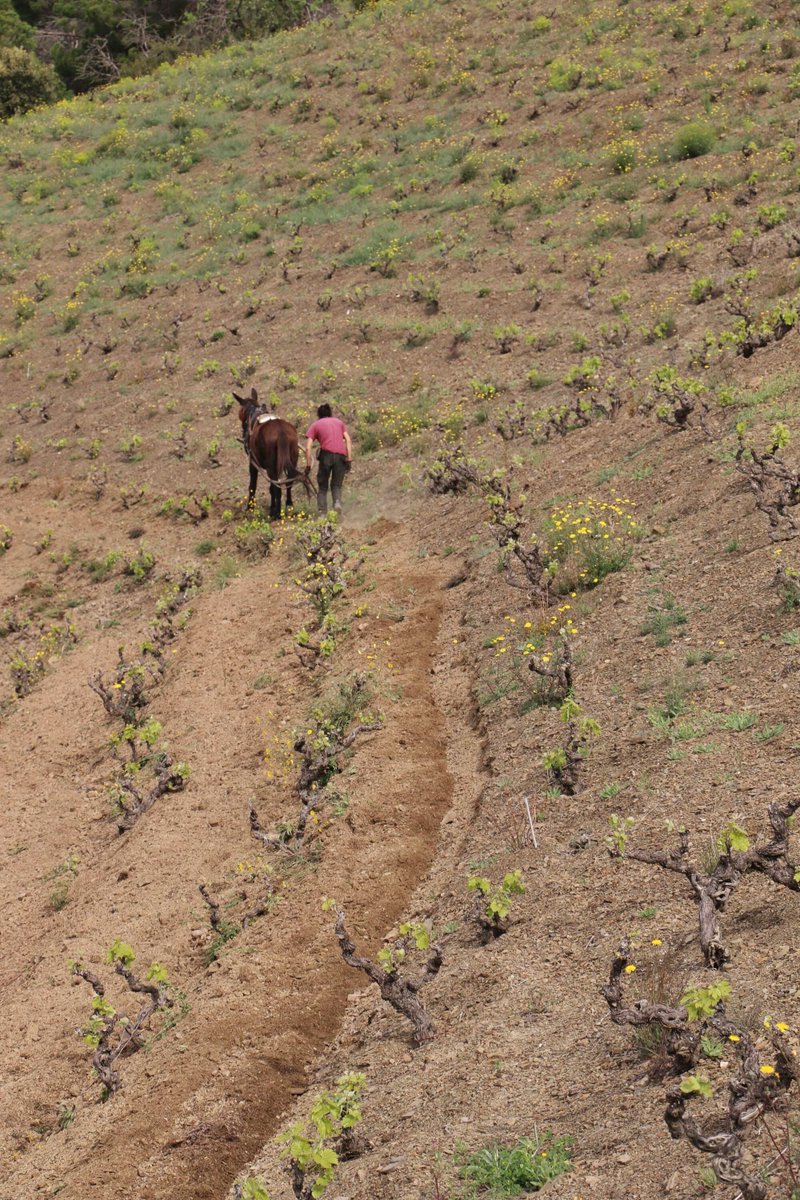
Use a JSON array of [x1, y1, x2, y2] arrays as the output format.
[[250, 387, 258, 403], [232, 391, 244, 404]]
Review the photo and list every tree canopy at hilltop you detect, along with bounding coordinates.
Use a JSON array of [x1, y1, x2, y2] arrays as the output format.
[[0, 0, 323, 108]]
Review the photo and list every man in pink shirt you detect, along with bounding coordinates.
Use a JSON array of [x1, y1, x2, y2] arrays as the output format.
[[305, 403, 353, 515]]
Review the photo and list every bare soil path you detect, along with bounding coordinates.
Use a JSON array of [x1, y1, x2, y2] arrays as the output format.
[[0, 509, 460, 1199]]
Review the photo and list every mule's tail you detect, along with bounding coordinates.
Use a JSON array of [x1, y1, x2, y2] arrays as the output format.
[[274, 425, 295, 482]]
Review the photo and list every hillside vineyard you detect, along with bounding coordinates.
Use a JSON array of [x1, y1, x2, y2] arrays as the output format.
[[2, 2, 800, 1198]]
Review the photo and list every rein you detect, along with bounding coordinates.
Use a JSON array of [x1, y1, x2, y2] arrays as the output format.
[[248, 448, 315, 495]]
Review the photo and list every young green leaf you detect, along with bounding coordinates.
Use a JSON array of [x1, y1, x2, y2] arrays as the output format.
[[399, 921, 431, 950], [502, 870, 526, 896], [146, 962, 170, 985], [467, 875, 491, 895], [680, 1074, 713, 1098], [717, 822, 749, 854], [681, 980, 731, 1021], [106, 938, 135, 967], [241, 1179, 271, 1200]]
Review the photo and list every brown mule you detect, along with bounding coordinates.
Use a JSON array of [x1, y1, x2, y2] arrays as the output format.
[[233, 387, 310, 518]]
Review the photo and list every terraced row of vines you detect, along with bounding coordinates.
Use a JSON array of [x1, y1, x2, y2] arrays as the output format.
[[2, 1, 800, 1198]]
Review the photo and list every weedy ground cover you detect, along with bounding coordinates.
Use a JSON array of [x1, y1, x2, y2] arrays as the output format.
[[640, 593, 688, 646], [541, 495, 639, 593], [457, 1129, 572, 1195]]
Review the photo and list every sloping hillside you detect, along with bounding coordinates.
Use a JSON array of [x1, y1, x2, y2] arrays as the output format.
[[2, 2, 800, 1198]]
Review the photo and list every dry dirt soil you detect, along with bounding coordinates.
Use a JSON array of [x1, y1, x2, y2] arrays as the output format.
[[3, 380, 800, 1200], [2, 2, 800, 1199]]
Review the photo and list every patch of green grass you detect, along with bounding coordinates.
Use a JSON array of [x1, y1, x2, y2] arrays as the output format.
[[600, 782, 621, 799], [752, 722, 785, 742], [735, 371, 800, 418], [459, 1129, 572, 1194], [206, 917, 239, 963], [719, 711, 757, 732], [649, 683, 714, 743], [673, 721, 702, 741], [647, 710, 672, 738], [662, 675, 690, 719], [477, 666, 520, 708], [640, 595, 688, 646], [686, 649, 714, 666], [341, 224, 409, 269], [211, 556, 240, 590]]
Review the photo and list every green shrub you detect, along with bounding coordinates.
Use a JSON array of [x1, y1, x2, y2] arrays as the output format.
[[746, 74, 769, 96], [527, 14, 551, 36], [548, 58, 582, 92], [278, 1072, 365, 1199], [671, 121, 715, 160], [123, 548, 155, 583], [642, 306, 677, 341], [606, 176, 638, 202], [757, 203, 786, 230], [0, 45, 62, 119], [607, 139, 638, 174], [527, 368, 551, 390], [459, 154, 480, 183], [0, 3, 36, 50], [690, 276, 714, 304], [234, 514, 273, 558], [238, 1179, 270, 1200]]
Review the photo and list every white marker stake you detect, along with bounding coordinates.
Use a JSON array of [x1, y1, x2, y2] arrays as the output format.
[[523, 794, 538, 849]]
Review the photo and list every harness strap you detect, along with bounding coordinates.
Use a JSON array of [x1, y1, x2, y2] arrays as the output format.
[[243, 405, 269, 455]]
